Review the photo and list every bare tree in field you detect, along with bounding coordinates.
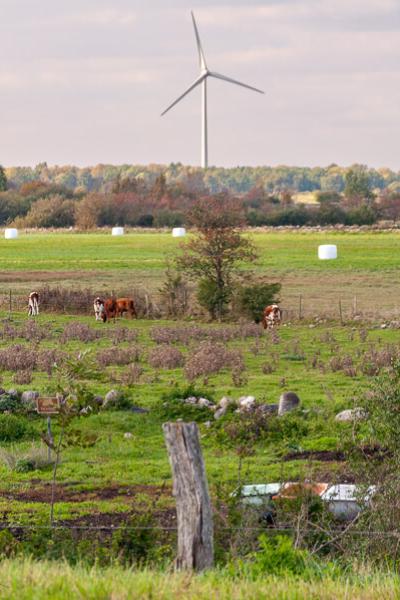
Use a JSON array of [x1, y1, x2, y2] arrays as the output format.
[[176, 194, 257, 320]]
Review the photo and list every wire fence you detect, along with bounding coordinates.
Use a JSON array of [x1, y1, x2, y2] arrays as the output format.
[[0, 288, 398, 323]]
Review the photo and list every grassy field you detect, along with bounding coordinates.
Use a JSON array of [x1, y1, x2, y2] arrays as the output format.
[[0, 309, 397, 528], [0, 559, 398, 599], [1, 229, 400, 317], [0, 229, 399, 587]]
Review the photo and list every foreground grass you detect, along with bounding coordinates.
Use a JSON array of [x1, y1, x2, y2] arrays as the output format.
[[0, 560, 397, 599]]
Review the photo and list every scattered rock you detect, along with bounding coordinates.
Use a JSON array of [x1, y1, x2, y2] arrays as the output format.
[[214, 407, 227, 420], [278, 391, 300, 416], [130, 405, 149, 414], [94, 395, 103, 406], [124, 432, 133, 439], [238, 396, 256, 411], [21, 390, 39, 410], [7, 389, 19, 398], [335, 408, 367, 422], [258, 403, 279, 415]]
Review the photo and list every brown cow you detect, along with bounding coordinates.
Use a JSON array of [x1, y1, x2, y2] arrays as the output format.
[[104, 297, 137, 322], [262, 304, 282, 330], [115, 297, 137, 319]]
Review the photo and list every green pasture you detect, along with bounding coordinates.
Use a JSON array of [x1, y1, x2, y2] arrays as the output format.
[[0, 230, 399, 273], [1, 230, 400, 316], [0, 310, 398, 525]]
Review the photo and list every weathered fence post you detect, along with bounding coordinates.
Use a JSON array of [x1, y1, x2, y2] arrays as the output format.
[[162, 421, 214, 571]]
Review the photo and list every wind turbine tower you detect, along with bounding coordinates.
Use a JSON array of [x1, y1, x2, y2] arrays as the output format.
[[161, 12, 264, 168]]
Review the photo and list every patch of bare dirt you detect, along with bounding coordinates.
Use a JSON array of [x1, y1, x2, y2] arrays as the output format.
[[0, 482, 171, 504]]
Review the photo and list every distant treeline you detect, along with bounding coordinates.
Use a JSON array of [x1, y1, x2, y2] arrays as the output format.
[[0, 162, 399, 228], [3, 162, 400, 195]]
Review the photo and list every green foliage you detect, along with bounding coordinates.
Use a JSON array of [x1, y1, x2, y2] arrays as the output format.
[[345, 167, 374, 200], [197, 277, 232, 319], [0, 165, 7, 192], [110, 514, 161, 566], [157, 385, 214, 422], [244, 534, 320, 578], [0, 414, 34, 442], [234, 282, 281, 322], [0, 394, 20, 413]]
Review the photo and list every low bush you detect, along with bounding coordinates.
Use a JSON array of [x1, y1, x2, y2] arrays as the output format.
[[234, 282, 281, 323], [148, 346, 185, 369], [61, 322, 99, 343], [0, 345, 37, 371], [184, 341, 245, 383], [0, 414, 35, 442], [0, 444, 53, 472], [97, 346, 141, 367]]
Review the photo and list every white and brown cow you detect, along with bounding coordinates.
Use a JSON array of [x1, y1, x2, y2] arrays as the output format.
[[262, 304, 282, 330], [93, 297, 106, 322], [28, 291, 39, 316]]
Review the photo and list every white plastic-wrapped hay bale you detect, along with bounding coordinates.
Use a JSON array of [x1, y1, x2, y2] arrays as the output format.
[[172, 227, 186, 238], [318, 244, 337, 260], [111, 227, 124, 236], [4, 228, 18, 239]]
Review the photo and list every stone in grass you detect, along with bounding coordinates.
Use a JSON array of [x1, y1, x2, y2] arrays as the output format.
[[258, 403, 279, 415], [238, 396, 256, 411], [278, 391, 300, 416], [124, 432, 134, 439], [21, 390, 39, 410], [130, 405, 149, 414], [335, 408, 366, 423], [7, 389, 19, 398]]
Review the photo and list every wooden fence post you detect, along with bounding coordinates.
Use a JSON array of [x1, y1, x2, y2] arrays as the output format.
[[162, 421, 214, 571], [339, 299, 343, 325]]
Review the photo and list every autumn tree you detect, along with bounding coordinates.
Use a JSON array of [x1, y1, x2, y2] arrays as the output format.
[[176, 195, 257, 320]]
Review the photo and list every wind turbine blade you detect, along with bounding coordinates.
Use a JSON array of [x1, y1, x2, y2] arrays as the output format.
[[209, 71, 264, 94], [191, 11, 207, 70], [161, 74, 207, 116]]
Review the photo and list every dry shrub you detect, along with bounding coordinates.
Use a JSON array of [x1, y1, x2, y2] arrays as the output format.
[[96, 346, 141, 367], [329, 354, 354, 373], [185, 341, 245, 383], [360, 345, 398, 376], [121, 364, 143, 385], [0, 345, 37, 371], [21, 321, 50, 342], [61, 322, 100, 343], [13, 370, 33, 385], [0, 323, 18, 340], [150, 323, 262, 346], [106, 327, 139, 344], [37, 349, 66, 377], [148, 346, 185, 369]]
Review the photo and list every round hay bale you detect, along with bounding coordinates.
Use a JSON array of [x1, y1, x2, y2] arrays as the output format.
[[4, 228, 18, 239], [278, 391, 300, 416], [172, 227, 186, 237], [318, 244, 337, 260], [111, 227, 124, 236]]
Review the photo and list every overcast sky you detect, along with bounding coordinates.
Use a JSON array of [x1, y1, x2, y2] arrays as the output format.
[[1, 0, 399, 169]]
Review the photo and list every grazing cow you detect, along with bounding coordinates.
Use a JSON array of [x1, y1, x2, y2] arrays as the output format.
[[104, 297, 137, 322], [262, 304, 282, 330], [115, 297, 137, 319], [28, 291, 39, 316], [93, 297, 106, 322]]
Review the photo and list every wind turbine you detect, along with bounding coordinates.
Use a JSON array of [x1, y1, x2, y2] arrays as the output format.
[[161, 11, 264, 168]]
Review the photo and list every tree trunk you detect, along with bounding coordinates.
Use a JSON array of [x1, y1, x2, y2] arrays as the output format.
[[162, 422, 214, 571]]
